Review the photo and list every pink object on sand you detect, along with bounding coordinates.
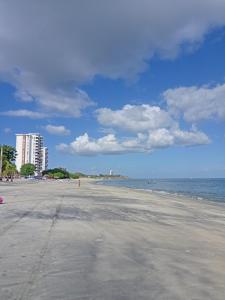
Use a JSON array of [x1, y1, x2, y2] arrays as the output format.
[[0, 196, 4, 204]]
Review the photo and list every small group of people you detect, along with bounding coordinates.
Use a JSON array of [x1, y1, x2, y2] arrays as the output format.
[[0, 176, 14, 182]]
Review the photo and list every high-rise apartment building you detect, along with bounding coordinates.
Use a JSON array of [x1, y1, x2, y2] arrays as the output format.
[[15, 133, 48, 175], [42, 147, 48, 171]]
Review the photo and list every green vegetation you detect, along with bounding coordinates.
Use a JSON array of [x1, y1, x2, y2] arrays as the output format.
[[42, 168, 87, 179], [69, 173, 80, 179], [3, 160, 17, 177], [42, 167, 126, 180], [20, 163, 36, 177], [1, 145, 17, 163], [42, 168, 70, 179], [70, 172, 86, 179], [0, 145, 17, 177]]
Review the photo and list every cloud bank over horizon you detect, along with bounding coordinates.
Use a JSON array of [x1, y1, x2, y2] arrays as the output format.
[[57, 128, 210, 156], [57, 103, 210, 156]]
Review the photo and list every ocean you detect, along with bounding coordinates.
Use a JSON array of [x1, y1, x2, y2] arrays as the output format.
[[98, 178, 225, 203]]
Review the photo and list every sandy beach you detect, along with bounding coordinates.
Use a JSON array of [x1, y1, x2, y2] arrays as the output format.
[[0, 179, 225, 300]]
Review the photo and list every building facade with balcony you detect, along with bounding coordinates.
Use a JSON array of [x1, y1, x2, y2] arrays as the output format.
[[15, 133, 48, 175]]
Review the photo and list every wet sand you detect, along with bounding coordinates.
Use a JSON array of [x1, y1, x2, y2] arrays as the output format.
[[0, 179, 225, 300]]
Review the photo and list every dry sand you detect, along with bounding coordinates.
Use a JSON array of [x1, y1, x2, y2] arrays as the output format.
[[0, 179, 225, 300]]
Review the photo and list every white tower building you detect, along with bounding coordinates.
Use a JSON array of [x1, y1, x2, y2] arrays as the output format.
[[42, 147, 48, 171], [15, 133, 47, 175]]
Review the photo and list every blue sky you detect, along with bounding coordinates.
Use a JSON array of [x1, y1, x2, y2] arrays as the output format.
[[0, 1, 225, 178]]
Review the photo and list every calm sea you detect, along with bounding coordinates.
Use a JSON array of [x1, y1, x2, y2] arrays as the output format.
[[99, 178, 225, 203]]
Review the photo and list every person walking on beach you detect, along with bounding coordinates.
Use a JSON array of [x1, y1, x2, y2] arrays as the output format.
[[78, 179, 80, 187]]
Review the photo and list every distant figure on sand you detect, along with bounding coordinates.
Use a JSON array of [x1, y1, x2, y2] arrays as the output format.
[[78, 180, 80, 187]]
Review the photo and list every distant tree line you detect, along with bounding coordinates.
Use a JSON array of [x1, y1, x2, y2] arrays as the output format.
[[42, 168, 86, 179]]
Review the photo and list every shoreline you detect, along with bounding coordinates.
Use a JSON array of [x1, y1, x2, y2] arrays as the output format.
[[94, 178, 225, 206], [1, 177, 225, 208]]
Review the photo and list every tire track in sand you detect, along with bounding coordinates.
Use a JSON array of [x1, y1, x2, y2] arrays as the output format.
[[0, 200, 46, 238], [17, 197, 63, 300]]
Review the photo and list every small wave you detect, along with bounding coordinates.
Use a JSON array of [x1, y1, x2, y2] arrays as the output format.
[[155, 190, 171, 195]]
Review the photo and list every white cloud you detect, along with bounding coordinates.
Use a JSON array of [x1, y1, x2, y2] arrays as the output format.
[[45, 125, 71, 136], [58, 101, 210, 155], [164, 83, 225, 122], [3, 127, 12, 134], [147, 129, 174, 148], [1, 1, 225, 116], [57, 133, 134, 156], [14, 85, 93, 118], [96, 105, 176, 132], [23, 87, 93, 118], [0, 109, 47, 119], [173, 129, 210, 145], [57, 128, 210, 156], [1, 86, 93, 118], [146, 128, 210, 148]]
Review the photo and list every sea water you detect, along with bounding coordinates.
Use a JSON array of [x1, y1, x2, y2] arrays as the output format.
[[99, 178, 225, 203]]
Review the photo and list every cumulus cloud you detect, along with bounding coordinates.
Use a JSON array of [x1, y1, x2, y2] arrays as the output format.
[[57, 128, 210, 156], [164, 83, 225, 122], [56, 133, 134, 156], [147, 128, 210, 148], [57, 101, 210, 155], [96, 105, 176, 132], [1, 1, 225, 116], [173, 129, 210, 145], [45, 125, 71, 136]]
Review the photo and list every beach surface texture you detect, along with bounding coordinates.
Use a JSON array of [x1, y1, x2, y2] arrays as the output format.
[[0, 179, 225, 300]]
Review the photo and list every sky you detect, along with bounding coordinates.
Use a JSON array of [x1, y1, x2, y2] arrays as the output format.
[[0, 0, 225, 178]]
